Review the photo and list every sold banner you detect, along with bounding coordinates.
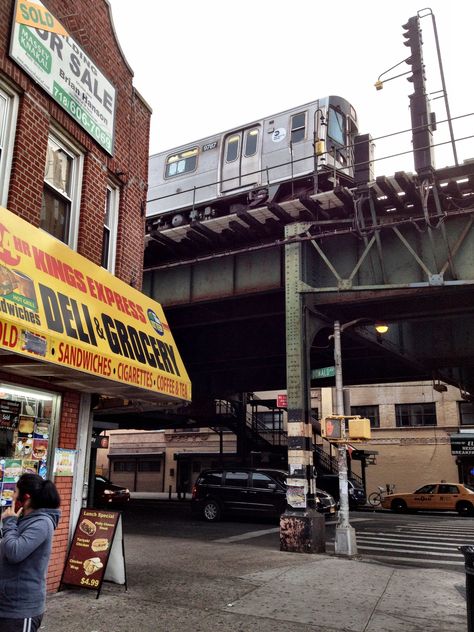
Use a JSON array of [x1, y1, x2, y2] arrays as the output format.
[[0, 207, 191, 402]]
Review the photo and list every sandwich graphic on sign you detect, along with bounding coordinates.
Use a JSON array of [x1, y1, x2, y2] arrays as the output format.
[[83, 557, 103, 576]]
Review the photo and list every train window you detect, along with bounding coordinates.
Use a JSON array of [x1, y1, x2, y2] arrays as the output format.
[[291, 112, 306, 143], [165, 148, 198, 178], [244, 129, 259, 157], [226, 135, 240, 162], [328, 108, 346, 146]]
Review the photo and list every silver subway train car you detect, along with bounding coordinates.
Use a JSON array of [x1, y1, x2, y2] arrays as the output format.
[[147, 95, 359, 230]]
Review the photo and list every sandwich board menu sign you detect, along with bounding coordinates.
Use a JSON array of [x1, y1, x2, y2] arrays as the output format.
[[60, 508, 127, 598]]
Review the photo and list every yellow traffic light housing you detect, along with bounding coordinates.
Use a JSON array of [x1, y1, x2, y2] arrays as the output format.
[[347, 417, 371, 440]]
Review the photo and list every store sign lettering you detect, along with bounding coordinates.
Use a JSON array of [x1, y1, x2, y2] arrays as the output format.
[[0, 207, 191, 401]]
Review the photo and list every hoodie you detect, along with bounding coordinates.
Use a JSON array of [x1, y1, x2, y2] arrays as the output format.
[[0, 507, 61, 618]]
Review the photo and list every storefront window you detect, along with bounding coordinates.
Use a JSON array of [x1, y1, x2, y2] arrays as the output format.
[[0, 384, 60, 508]]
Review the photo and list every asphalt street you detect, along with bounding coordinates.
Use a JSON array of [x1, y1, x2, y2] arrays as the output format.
[[122, 499, 474, 572]]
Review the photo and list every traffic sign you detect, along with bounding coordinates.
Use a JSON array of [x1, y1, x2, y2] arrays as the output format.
[[311, 366, 335, 379]]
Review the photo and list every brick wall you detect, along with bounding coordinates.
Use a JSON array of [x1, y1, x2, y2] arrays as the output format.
[[47, 391, 80, 591], [0, 0, 151, 593]]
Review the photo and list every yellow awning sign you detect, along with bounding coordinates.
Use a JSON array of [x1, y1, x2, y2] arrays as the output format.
[[0, 207, 191, 402], [15, 1, 69, 37]]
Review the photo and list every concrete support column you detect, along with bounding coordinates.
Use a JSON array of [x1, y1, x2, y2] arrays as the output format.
[[280, 223, 325, 554]]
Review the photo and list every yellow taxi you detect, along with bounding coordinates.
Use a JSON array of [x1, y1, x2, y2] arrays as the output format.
[[381, 482, 474, 516]]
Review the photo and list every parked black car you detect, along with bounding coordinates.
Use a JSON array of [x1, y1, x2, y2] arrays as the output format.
[[191, 468, 337, 522], [94, 475, 130, 507], [316, 473, 366, 509]]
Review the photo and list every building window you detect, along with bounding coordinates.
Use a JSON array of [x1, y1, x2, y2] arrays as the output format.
[[290, 112, 306, 143], [137, 460, 161, 472], [165, 148, 198, 177], [459, 401, 474, 426], [101, 183, 119, 272], [395, 403, 437, 427], [0, 84, 19, 206], [41, 134, 83, 248], [255, 410, 283, 430], [113, 460, 135, 472], [244, 129, 258, 157], [351, 405, 380, 428]]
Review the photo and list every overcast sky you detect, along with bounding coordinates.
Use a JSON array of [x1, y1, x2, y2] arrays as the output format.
[[109, 0, 474, 176]]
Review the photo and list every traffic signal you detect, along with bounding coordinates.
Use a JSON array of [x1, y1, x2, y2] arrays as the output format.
[[322, 417, 344, 440], [402, 16, 424, 92], [402, 15, 434, 176]]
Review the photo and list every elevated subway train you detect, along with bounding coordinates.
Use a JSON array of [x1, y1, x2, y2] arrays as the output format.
[[147, 95, 363, 231]]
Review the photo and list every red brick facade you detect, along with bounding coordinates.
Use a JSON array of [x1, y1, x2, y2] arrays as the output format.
[[0, 0, 151, 592]]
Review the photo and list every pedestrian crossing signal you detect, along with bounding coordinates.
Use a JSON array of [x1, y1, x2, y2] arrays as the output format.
[[322, 417, 343, 440]]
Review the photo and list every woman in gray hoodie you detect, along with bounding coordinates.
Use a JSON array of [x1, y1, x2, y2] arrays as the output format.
[[0, 473, 61, 632]]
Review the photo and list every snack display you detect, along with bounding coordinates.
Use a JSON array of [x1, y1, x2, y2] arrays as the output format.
[[83, 557, 103, 576], [0, 395, 55, 503], [91, 538, 109, 553], [18, 416, 35, 435], [79, 519, 97, 536]]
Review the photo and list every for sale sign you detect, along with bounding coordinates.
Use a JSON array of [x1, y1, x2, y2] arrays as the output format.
[[10, 0, 116, 154]]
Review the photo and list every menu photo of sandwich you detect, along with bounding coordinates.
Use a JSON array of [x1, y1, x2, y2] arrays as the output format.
[[32, 439, 48, 461], [79, 518, 96, 536], [4, 458, 22, 482], [18, 415, 35, 436], [83, 557, 104, 576], [91, 538, 109, 553]]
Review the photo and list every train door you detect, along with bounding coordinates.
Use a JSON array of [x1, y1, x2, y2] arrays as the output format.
[[220, 126, 261, 193]]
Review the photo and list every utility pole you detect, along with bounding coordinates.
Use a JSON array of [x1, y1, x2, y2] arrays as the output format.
[[333, 320, 358, 556]]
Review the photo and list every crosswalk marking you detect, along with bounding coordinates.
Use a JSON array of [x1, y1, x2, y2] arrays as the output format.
[[355, 537, 464, 552], [355, 544, 462, 558], [361, 555, 464, 567], [361, 530, 474, 543]]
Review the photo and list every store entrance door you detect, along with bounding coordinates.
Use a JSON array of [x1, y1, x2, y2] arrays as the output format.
[[178, 461, 191, 497]]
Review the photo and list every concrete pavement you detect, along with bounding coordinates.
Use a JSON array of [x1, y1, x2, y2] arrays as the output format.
[[40, 517, 468, 632]]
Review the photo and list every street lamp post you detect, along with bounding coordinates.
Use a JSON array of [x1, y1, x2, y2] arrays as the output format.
[[333, 320, 358, 556]]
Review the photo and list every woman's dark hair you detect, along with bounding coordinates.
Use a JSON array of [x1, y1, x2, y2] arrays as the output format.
[[17, 473, 61, 509]]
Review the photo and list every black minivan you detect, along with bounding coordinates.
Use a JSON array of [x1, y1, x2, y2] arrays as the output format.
[[191, 468, 337, 521], [316, 473, 366, 509]]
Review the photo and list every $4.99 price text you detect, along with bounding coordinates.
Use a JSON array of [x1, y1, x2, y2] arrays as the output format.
[[80, 577, 99, 587]]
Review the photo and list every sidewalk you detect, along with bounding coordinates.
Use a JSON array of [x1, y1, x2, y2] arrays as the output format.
[[40, 524, 467, 632]]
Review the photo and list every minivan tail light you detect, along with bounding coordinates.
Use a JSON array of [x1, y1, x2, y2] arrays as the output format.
[[191, 484, 198, 499]]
